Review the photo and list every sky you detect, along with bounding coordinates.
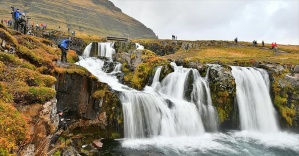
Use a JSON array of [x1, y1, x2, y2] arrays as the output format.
[[110, 0, 299, 45]]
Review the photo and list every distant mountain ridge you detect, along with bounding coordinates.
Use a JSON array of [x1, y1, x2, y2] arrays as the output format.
[[0, 0, 157, 39]]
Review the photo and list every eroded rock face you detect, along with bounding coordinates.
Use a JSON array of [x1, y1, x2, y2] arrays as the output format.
[[55, 72, 123, 137], [208, 64, 238, 130]]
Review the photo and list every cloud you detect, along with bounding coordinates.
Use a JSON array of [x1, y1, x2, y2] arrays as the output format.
[[110, 0, 299, 45]]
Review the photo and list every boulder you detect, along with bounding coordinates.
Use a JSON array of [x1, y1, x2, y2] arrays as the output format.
[[92, 139, 103, 148], [294, 65, 299, 73]]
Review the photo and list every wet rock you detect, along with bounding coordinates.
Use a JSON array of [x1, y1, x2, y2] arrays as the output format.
[[208, 64, 237, 130], [102, 61, 116, 73], [63, 146, 80, 156]]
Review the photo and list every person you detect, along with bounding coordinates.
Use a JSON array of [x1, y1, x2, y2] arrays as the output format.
[[36, 23, 39, 30], [72, 31, 75, 36], [1, 19, 3, 24], [13, 9, 22, 30], [262, 40, 264, 47], [184, 44, 189, 53], [234, 37, 238, 44], [271, 42, 275, 49], [253, 40, 257, 46], [58, 26, 60, 30], [57, 110, 67, 130], [50, 110, 67, 146], [18, 13, 27, 34], [58, 39, 72, 63], [274, 42, 278, 51]]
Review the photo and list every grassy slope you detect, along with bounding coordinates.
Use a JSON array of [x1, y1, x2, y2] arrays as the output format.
[[0, 0, 157, 39], [0, 25, 89, 154], [162, 41, 299, 65]]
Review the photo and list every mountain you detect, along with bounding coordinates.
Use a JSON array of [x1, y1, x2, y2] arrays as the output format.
[[0, 0, 157, 39]]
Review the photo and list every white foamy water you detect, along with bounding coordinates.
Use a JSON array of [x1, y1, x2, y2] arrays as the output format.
[[136, 43, 144, 50], [232, 66, 279, 132], [121, 131, 299, 156]]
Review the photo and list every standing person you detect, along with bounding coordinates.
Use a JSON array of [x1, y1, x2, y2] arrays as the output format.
[[19, 13, 27, 34], [271, 42, 275, 49], [274, 42, 278, 51], [13, 9, 22, 31], [234, 37, 238, 44], [58, 39, 72, 63], [1, 19, 3, 24], [262, 41, 264, 47]]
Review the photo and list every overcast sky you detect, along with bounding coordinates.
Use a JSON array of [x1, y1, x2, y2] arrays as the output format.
[[110, 0, 299, 45]]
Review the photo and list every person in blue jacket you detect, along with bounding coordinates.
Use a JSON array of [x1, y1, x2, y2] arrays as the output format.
[[58, 39, 72, 63], [13, 9, 22, 30]]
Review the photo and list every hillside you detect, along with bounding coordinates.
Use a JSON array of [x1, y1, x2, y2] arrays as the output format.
[[0, 0, 157, 39]]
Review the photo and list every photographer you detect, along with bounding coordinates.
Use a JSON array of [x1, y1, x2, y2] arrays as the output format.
[[58, 39, 72, 63], [50, 110, 69, 146]]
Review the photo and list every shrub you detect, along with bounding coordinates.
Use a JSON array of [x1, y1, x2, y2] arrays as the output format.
[[0, 102, 31, 154]]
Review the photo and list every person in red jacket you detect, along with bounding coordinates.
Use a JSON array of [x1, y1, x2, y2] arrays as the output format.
[[271, 42, 275, 49]]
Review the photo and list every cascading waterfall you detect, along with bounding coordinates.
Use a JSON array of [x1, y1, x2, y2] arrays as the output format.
[[191, 68, 218, 132], [76, 43, 299, 155], [150, 66, 162, 90], [98, 42, 115, 61], [82, 42, 92, 57], [78, 43, 217, 139], [82, 42, 115, 60], [231, 66, 279, 132], [110, 63, 122, 74]]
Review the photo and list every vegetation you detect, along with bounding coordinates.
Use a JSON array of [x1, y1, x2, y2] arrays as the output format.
[[163, 44, 299, 65], [122, 49, 168, 90], [0, 101, 31, 155]]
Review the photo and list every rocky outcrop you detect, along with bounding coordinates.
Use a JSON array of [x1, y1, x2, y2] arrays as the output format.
[[55, 72, 123, 137], [136, 40, 234, 56], [208, 64, 237, 130], [271, 69, 299, 132]]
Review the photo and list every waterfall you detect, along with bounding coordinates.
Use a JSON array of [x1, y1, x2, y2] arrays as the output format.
[[82, 43, 92, 57], [231, 66, 279, 132], [151, 66, 162, 90], [78, 43, 218, 139], [98, 42, 115, 61], [191, 69, 218, 132], [82, 42, 115, 61], [110, 63, 122, 74], [136, 43, 144, 50]]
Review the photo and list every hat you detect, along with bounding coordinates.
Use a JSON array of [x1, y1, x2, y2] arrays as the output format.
[[57, 110, 63, 114]]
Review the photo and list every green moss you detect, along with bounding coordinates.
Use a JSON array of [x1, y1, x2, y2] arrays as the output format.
[[0, 28, 18, 46], [92, 90, 106, 99], [0, 53, 36, 70], [1, 68, 56, 87], [17, 45, 43, 66], [279, 106, 296, 125], [0, 82, 13, 103], [27, 87, 56, 103], [122, 50, 168, 90], [111, 132, 121, 139]]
